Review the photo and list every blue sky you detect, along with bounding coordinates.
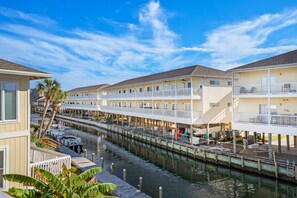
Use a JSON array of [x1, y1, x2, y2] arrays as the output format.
[[0, 0, 297, 90]]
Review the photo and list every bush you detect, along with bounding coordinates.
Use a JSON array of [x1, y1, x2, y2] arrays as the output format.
[[35, 140, 45, 148]]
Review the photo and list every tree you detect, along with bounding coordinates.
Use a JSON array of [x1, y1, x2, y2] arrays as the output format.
[[4, 164, 117, 198], [36, 79, 61, 138], [45, 89, 68, 132]]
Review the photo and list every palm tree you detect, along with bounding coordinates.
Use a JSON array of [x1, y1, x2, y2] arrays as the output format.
[[45, 89, 68, 132], [4, 164, 116, 198], [36, 79, 61, 138]]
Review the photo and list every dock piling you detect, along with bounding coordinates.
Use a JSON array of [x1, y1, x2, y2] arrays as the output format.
[[84, 149, 87, 158], [100, 157, 104, 168], [123, 169, 126, 181], [91, 153, 95, 162], [110, 163, 114, 174], [138, 177, 142, 191], [159, 186, 163, 198]]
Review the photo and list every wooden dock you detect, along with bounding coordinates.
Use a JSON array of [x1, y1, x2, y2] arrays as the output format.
[[59, 146, 151, 198]]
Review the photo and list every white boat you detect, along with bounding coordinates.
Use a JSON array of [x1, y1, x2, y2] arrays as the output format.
[[49, 129, 65, 138], [58, 135, 82, 146]]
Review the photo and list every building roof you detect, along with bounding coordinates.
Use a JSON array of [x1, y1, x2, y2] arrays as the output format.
[[229, 49, 297, 72], [0, 59, 52, 79], [107, 65, 231, 89], [68, 84, 110, 93]]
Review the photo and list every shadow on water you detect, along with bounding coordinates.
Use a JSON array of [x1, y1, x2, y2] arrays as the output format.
[[64, 123, 297, 198]]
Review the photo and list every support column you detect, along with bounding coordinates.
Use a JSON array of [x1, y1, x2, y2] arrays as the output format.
[[286, 135, 290, 151], [268, 133, 272, 160], [128, 116, 131, 127], [175, 122, 178, 140], [294, 136, 297, 148], [121, 115, 124, 126], [262, 133, 265, 144], [233, 130, 237, 154], [190, 125, 193, 146], [253, 132, 257, 143], [278, 134, 281, 153], [245, 131, 248, 139], [162, 120, 165, 136]]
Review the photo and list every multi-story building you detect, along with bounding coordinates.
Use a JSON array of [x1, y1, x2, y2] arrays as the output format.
[[0, 59, 51, 190], [101, 65, 233, 137], [61, 84, 109, 117], [230, 49, 297, 153]]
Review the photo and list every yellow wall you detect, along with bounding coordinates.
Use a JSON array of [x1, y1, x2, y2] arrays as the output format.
[[0, 75, 29, 133], [0, 136, 28, 188], [270, 66, 297, 83]]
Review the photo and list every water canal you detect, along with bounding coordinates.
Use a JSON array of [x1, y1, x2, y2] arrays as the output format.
[[63, 123, 296, 198]]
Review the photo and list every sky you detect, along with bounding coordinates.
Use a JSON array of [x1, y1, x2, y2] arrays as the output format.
[[0, 0, 297, 90]]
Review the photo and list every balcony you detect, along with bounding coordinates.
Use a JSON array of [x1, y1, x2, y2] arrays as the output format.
[[234, 113, 297, 126], [101, 88, 201, 100], [100, 105, 202, 124], [61, 104, 100, 110], [234, 82, 297, 96], [68, 94, 100, 100], [30, 145, 71, 177]]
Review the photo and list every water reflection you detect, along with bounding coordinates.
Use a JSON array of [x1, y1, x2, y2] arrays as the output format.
[[64, 124, 296, 198]]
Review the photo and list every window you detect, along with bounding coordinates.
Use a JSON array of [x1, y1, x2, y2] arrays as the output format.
[[210, 103, 220, 107], [228, 81, 232, 86], [147, 87, 152, 92], [0, 148, 6, 189], [164, 103, 168, 110], [184, 82, 191, 89], [139, 102, 144, 108], [154, 103, 159, 109], [154, 86, 159, 91], [172, 103, 177, 110], [1, 81, 19, 121], [227, 102, 232, 107], [139, 88, 143, 92], [210, 80, 220, 85], [123, 90, 126, 93], [270, 105, 277, 114], [185, 103, 191, 111]]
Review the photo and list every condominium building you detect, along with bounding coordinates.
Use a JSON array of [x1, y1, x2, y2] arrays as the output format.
[[61, 84, 109, 116], [101, 65, 233, 135], [230, 49, 297, 151], [0, 59, 51, 190]]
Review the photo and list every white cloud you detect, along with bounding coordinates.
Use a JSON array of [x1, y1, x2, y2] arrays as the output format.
[[0, 7, 56, 26], [0, 2, 297, 90], [202, 9, 297, 69]]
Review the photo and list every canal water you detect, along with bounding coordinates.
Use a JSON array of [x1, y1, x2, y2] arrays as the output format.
[[63, 123, 296, 198]]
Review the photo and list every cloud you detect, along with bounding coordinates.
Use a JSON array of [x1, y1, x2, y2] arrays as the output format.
[[0, 2, 297, 90], [0, 7, 56, 26], [202, 9, 297, 69]]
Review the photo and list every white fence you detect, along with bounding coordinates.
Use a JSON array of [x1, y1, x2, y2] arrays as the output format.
[[30, 146, 71, 177]]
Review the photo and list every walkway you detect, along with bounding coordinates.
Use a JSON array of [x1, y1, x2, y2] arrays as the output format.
[[59, 146, 150, 198]]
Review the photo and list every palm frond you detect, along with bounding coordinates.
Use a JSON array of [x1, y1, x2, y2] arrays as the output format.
[[82, 183, 116, 197], [35, 168, 69, 196], [8, 187, 43, 198], [78, 167, 102, 181], [3, 174, 47, 190]]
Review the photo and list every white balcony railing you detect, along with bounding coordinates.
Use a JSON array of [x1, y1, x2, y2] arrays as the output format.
[[101, 88, 201, 100], [271, 82, 297, 94], [234, 113, 297, 126], [30, 146, 71, 177], [233, 84, 268, 95], [101, 105, 202, 121], [68, 94, 100, 100], [234, 82, 297, 95], [61, 104, 99, 109]]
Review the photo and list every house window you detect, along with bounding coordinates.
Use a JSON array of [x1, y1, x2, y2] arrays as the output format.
[[147, 87, 152, 92], [210, 80, 220, 85], [210, 103, 220, 107], [139, 102, 144, 108], [139, 88, 143, 92], [2, 81, 19, 121], [0, 148, 6, 189], [184, 82, 191, 89], [228, 81, 232, 86], [154, 86, 159, 91], [185, 103, 191, 111]]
